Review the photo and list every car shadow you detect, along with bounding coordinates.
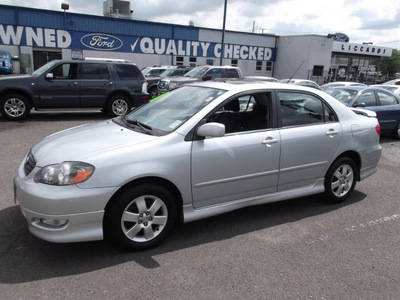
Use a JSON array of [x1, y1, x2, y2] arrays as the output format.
[[0, 110, 109, 123], [0, 192, 365, 284]]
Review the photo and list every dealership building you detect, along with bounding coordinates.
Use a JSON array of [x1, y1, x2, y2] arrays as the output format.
[[0, 4, 393, 84]]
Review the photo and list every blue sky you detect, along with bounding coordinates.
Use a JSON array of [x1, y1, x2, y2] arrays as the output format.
[[1, 0, 400, 49]]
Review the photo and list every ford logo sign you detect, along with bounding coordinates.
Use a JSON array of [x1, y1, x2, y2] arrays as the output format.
[[81, 33, 123, 51], [333, 32, 350, 43]]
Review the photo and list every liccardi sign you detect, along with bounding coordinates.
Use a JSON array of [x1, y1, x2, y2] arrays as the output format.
[[332, 41, 392, 57], [0, 24, 276, 61]]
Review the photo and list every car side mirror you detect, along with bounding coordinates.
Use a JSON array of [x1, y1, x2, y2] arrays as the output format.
[[202, 75, 212, 81], [45, 73, 54, 80], [197, 122, 225, 137], [355, 102, 366, 108]]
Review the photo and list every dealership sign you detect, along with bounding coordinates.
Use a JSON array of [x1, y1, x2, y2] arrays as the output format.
[[0, 25, 276, 61], [332, 41, 392, 57]]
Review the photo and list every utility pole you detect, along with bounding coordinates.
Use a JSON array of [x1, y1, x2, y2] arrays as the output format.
[[220, 0, 227, 66]]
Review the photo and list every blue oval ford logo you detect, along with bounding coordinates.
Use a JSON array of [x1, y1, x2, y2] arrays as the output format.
[[81, 33, 123, 51]]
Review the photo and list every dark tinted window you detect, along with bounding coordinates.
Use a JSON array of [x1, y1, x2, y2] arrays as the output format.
[[115, 64, 143, 80], [51, 63, 78, 79], [225, 69, 239, 78], [81, 63, 109, 80]]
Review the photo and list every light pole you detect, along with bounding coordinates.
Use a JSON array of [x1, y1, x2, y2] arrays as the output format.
[[219, 0, 227, 66]]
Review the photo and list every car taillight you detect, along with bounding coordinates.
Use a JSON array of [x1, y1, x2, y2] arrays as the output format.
[[376, 124, 381, 135]]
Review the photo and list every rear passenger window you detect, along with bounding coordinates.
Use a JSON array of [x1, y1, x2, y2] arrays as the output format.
[[377, 91, 398, 106], [115, 64, 143, 80], [81, 63, 109, 80], [225, 69, 239, 78], [279, 92, 337, 127]]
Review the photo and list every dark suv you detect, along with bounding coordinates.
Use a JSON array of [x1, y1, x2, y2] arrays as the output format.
[[0, 58, 149, 121]]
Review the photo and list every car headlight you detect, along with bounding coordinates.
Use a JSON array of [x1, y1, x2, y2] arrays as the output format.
[[34, 161, 95, 186], [168, 82, 179, 90]]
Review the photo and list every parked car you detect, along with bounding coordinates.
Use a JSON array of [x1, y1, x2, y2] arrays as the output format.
[[321, 81, 367, 89], [0, 58, 149, 121], [326, 86, 400, 138], [157, 65, 243, 94], [14, 81, 382, 250], [141, 66, 176, 77], [382, 79, 400, 85], [279, 79, 321, 89], [146, 67, 192, 99], [243, 76, 279, 82], [372, 84, 400, 96], [0, 49, 13, 74]]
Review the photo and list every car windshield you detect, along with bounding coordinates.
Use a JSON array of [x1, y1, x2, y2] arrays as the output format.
[[329, 89, 358, 105], [31, 60, 59, 77], [184, 66, 209, 78], [123, 86, 225, 135], [159, 69, 175, 78], [0, 51, 10, 59]]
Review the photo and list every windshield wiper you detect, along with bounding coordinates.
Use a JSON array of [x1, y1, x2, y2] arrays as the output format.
[[123, 117, 154, 135]]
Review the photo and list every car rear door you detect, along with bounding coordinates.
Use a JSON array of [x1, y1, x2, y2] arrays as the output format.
[[79, 63, 112, 107], [277, 91, 342, 191]]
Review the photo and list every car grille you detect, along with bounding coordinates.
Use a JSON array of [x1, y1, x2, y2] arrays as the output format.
[[158, 80, 167, 90], [24, 151, 37, 176]]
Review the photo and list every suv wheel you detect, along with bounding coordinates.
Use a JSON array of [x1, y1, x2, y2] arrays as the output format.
[[107, 95, 131, 117], [148, 86, 157, 99], [0, 93, 31, 121]]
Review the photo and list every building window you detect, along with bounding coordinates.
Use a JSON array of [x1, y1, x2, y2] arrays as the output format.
[[206, 59, 214, 65], [176, 56, 184, 66], [231, 59, 238, 67], [313, 65, 324, 77], [266, 61, 272, 71], [256, 61, 262, 71], [189, 57, 197, 67]]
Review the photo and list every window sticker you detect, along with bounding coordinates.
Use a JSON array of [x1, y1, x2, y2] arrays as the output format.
[[169, 120, 183, 129]]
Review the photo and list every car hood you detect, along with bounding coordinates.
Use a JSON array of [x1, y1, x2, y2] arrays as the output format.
[[0, 74, 33, 84], [168, 76, 200, 83], [31, 119, 158, 166]]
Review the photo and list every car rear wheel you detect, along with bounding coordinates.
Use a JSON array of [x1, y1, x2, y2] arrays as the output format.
[[0, 93, 31, 121], [324, 157, 357, 203], [148, 86, 157, 99], [104, 184, 177, 250], [393, 122, 400, 139], [107, 95, 131, 117]]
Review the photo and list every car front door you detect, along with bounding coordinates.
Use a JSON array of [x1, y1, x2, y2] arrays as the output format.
[[277, 91, 342, 191], [191, 92, 281, 208], [38, 62, 80, 107]]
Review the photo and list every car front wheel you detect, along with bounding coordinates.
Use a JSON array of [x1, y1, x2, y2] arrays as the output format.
[[107, 95, 131, 117], [0, 93, 31, 121], [393, 122, 400, 139], [104, 184, 177, 250], [324, 157, 357, 203]]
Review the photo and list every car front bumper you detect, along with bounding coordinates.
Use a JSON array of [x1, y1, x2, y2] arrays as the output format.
[[14, 164, 117, 243]]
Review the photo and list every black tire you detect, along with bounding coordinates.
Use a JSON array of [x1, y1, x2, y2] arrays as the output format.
[[393, 122, 400, 139], [106, 94, 131, 117], [324, 157, 357, 203], [0, 93, 31, 121], [104, 184, 177, 250], [148, 86, 157, 99]]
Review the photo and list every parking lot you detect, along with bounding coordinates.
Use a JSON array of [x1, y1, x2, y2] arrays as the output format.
[[1, 111, 399, 299]]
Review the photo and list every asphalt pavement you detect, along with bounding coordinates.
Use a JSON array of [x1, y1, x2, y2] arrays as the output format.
[[0, 111, 399, 299]]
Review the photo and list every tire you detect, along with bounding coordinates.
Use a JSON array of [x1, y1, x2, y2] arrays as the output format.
[[324, 157, 357, 203], [107, 94, 131, 117], [148, 86, 157, 99], [393, 122, 400, 139], [0, 93, 31, 121], [104, 184, 177, 250]]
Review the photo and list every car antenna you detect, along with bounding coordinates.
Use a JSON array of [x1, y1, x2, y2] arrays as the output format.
[[288, 60, 305, 81]]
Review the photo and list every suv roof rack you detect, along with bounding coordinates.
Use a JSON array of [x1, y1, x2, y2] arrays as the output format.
[[82, 57, 132, 63]]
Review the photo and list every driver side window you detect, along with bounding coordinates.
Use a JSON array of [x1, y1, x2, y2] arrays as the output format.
[[209, 92, 271, 134]]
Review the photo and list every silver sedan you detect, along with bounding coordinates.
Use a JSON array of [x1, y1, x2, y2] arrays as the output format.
[[14, 81, 382, 250]]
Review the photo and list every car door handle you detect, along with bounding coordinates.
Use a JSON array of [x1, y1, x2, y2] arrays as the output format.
[[326, 129, 339, 136], [68, 82, 78, 86], [262, 137, 279, 147], [104, 82, 113, 86]]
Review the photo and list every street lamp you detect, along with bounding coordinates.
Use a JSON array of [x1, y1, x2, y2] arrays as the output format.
[[220, 0, 227, 66]]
